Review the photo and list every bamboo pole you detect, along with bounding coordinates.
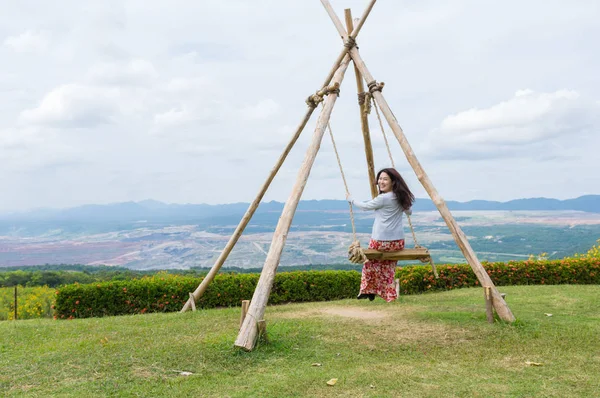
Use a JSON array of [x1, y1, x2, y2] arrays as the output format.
[[319, 0, 515, 322], [235, 55, 352, 351], [188, 292, 196, 312], [180, 107, 314, 312], [484, 287, 494, 323], [345, 9, 377, 198], [240, 300, 250, 328]]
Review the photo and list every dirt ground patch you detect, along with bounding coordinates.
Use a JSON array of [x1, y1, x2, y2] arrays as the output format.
[[275, 306, 388, 321], [320, 307, 388, 320], [274, 304, 477, 346]]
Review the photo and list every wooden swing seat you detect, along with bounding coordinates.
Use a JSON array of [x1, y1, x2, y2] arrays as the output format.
[[363, 246, 439, 278], [363, 247, 430, 261]]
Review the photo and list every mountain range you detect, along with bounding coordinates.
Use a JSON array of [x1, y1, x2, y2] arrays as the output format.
[[2, 195, 599, 223]]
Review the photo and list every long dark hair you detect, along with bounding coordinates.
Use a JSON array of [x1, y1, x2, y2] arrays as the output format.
[[377, 168, 415, 210]]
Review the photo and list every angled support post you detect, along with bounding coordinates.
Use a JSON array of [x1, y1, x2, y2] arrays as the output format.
[[319, 0, 515, 322], [235, 54, 352, 351]]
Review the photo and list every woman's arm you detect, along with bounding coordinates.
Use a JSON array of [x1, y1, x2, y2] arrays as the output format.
[[350, 194, 385, 211], [404, 207, 412, 215]]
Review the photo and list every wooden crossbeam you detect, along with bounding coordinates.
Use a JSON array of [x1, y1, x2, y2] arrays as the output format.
[[363, 247, 430, 261]]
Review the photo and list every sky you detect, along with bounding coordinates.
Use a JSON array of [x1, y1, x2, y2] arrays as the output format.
[[1, 0, 599, 212]]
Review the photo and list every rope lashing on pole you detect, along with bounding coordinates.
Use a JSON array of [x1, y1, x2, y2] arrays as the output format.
[[306, 82, 341, 108], [367, 80, 385, 93], [343, 36, 357, 49]]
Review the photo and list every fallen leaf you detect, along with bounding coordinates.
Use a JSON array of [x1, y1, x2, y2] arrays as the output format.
[[544, 313, 553, 317], [179, 371, 194, 376], [311, 363, 322, 367], [525, 361, 543, 366], [327, 378, 338, 386]]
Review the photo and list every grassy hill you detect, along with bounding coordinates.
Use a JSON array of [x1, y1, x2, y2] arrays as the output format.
[[1, 285, 599, 397]]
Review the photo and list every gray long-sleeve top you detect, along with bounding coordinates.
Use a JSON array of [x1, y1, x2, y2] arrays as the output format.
[[351, 192, 412, 241]]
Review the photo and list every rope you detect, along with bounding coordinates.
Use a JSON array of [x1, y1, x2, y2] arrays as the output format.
[[370, 96, 395, 169], [306, 82, 341, 109], [367, 80, 385, 93], [322, 104, 368, 265], [344, 36, 356, 49], [405, 213, 420, 248]]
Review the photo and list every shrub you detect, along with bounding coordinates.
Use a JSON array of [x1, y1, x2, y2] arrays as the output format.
[[0, 286, 55, 320], [397, 257, 600, 295], [54, 270, 361, 319], [575, 238, 600, 259], [54, 258, 600, 319]]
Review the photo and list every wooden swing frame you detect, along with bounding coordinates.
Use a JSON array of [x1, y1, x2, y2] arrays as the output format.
[[180, 0, 516, 351]]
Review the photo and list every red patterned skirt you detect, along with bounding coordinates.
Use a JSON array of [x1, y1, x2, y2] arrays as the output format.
[[359, 238, 405, 302]]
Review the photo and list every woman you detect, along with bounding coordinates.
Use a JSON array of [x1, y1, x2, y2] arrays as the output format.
[[347, 168, 414, 302]]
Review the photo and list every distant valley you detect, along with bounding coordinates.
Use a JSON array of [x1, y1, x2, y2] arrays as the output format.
[[1, 196, 599, 270]]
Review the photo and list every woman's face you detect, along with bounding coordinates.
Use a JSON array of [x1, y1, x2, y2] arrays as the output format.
[[378, 172, 393, 193]]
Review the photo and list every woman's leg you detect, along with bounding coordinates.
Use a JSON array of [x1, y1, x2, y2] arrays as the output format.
[[360, 239, 404, 302], [358, 239, 381, 298]]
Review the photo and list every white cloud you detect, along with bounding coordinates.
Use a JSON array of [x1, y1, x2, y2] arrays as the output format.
[[0, 126, 84, 173], [241, 99, 280, 120], [152, 106, 216, 129], [19, 84, 120, 128], [86, 59, 159, 86], [3, 30, 49, 53], [1, 0, 599, 211], [427, 89, 599, 158]]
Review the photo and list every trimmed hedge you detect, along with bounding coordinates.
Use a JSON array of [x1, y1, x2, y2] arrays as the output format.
[[396, 257, 600, 295], [54, 271, 361, 319], [55, 258, 600, 319]]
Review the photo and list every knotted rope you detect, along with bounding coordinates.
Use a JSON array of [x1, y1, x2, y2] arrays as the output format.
[[367, 80, 385, 93], [344, 36, 357, 49], [306, 82, 341, 108]]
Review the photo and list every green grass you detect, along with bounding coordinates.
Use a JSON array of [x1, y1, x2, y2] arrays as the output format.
[[1, 285, 599, 397]]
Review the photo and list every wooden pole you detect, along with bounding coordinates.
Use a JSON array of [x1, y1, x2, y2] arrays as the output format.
[[188, 292, 196, 312], [240, 300, 250, 329], [484, 287, 494, 323], [235, 54, 352, 351], [257, 320, 268, 343], [319, 1, 515, 322], [345, 9, 377, 198], [14, 285, 17, 321]]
